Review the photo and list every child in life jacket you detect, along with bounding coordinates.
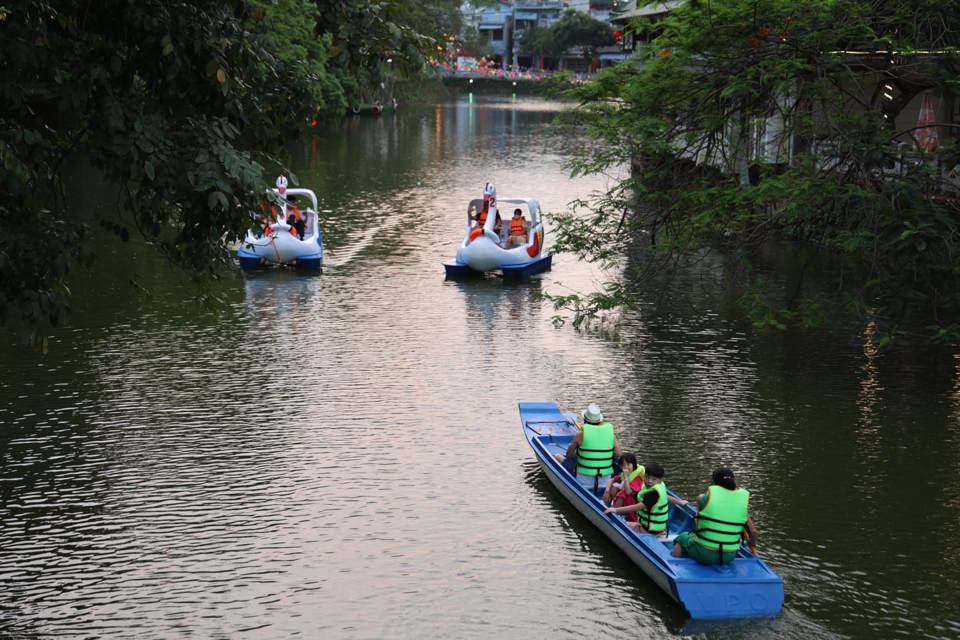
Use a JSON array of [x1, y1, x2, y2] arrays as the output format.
[[602, 452, 645, 522]]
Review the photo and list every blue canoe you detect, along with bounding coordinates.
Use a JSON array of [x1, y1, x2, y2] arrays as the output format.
[[519, 401, 784, 620]]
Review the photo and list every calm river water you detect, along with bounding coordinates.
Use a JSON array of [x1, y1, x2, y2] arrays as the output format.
[[1, 96, 959, 639]]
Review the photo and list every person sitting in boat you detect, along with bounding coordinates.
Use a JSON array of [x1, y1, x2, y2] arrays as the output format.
[[476, 204, 488, 228], [604, 463, 681, 536], [601, 453, 645, 517], [285, 195, 305, 240], [507, 208, 529, 248], [672, 467, 757, 564], [257, 198, 282, 237], [563, 403, 621, 497], [471, 207, 502, 244]]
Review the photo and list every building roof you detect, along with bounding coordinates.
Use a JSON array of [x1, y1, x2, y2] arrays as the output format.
[[612, 1, 684, 22]]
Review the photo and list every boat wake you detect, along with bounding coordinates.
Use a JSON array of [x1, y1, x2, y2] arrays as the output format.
[[323, 213, 403, 268]]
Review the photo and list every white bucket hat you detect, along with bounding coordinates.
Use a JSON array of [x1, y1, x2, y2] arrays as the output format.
[[582, 403, 603, 424]]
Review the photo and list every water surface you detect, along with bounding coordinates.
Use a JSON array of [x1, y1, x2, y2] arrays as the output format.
[[1, 96, 958, 639]]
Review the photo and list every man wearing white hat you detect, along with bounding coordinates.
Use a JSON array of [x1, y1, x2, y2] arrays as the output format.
[[565, 403, 622, 497]]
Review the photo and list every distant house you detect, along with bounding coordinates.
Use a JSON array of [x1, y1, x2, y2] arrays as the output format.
[[609, 1, 683, 56], [477, 2, 513, 62], [511, 0, 565, 69], [567, 0, 618, 23]]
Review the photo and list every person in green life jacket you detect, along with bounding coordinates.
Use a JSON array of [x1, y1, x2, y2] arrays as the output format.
[[603, 463, 687, 536], [563, 403, 622, 497], [672, 467, 758, 564]]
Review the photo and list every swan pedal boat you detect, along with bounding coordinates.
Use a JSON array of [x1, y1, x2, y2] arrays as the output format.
[[444, 197, 552, 279], [519, 401, 784, 620], [238, 187, 324, 269]]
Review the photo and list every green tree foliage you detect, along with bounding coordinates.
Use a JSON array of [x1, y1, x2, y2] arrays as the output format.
[[317, 0, 462, 103], [556, 0, 960, 342], [0, 1, 336, 332], [250, 0, 347, 119], [522, 10, 614, 63], [551, 9, 615, 63], [521, 26, 561, 59], [0, 0, 456, 335]]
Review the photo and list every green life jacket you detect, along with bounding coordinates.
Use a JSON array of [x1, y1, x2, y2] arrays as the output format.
[[637, 481, 669, 533], [575, 422, 614, 476], [694, 486, 749, 555]]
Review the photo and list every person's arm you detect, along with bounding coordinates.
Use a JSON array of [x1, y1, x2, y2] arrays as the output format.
[[613, 438, 622, 458], [668, 495, 689, 507], [565, 431, 582, 459], [744, 515, 758, 545], [604, 474, 620, 497], [605, 502, 644, 515], [605, 489, 658, 515]]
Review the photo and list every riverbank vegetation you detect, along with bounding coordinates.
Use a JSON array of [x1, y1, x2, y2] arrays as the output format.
[[0, 0, 460, 339], [552, 0, 960, 345]]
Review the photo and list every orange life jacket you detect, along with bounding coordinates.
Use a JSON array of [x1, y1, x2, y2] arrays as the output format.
[[510, 216, 526, 236], [477, 209, 488, 227], [258, 203, 277, 235], [287, 207, 302, 237]]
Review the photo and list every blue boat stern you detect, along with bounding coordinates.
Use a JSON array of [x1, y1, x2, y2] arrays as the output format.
[[444, 259, 482, 279], [675, 573, 784, 619], [501, 254, 552, 280]]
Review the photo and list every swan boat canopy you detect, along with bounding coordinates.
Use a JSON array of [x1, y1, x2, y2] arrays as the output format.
[[519, 401, 784, 620], [238, 181, 324, 269], [444, 184, 552, 279]]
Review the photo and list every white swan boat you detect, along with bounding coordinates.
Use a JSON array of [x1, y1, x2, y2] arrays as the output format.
[[238, 177, 324, 269], [444, 183, 552, 279]]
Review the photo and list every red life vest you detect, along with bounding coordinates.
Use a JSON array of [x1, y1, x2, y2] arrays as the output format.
[[612, 473, 644, 523]]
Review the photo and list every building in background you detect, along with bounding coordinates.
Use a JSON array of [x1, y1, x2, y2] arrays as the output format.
[[456, 0, 677, 73], [609, 1, 683, 57], [511, 0, 565, 69], [477, 2, 513, 65]]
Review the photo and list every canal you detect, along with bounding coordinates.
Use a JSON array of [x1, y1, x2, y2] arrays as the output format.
[[1, 96, 958, 639]]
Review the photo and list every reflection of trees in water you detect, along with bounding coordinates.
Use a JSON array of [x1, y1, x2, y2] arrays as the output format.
[[241, 271, 321, 342], [621, 223, 855, 332], [457, 278, 543, 366], [852, 321, 884, 502], [953, 351, 960, 428], [460, 277, 542, 332]]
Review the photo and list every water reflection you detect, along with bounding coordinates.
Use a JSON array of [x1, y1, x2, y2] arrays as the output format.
[[455, 278, 542, 329], [242, 270, 322, 320], [952, 350, 960, 430], [853, 321, 883, 502]]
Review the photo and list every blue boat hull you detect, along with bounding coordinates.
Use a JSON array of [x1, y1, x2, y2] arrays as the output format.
[[519, 401, 784, 620], [502, 254, 551, 279], [443, 254, 551, 280]]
